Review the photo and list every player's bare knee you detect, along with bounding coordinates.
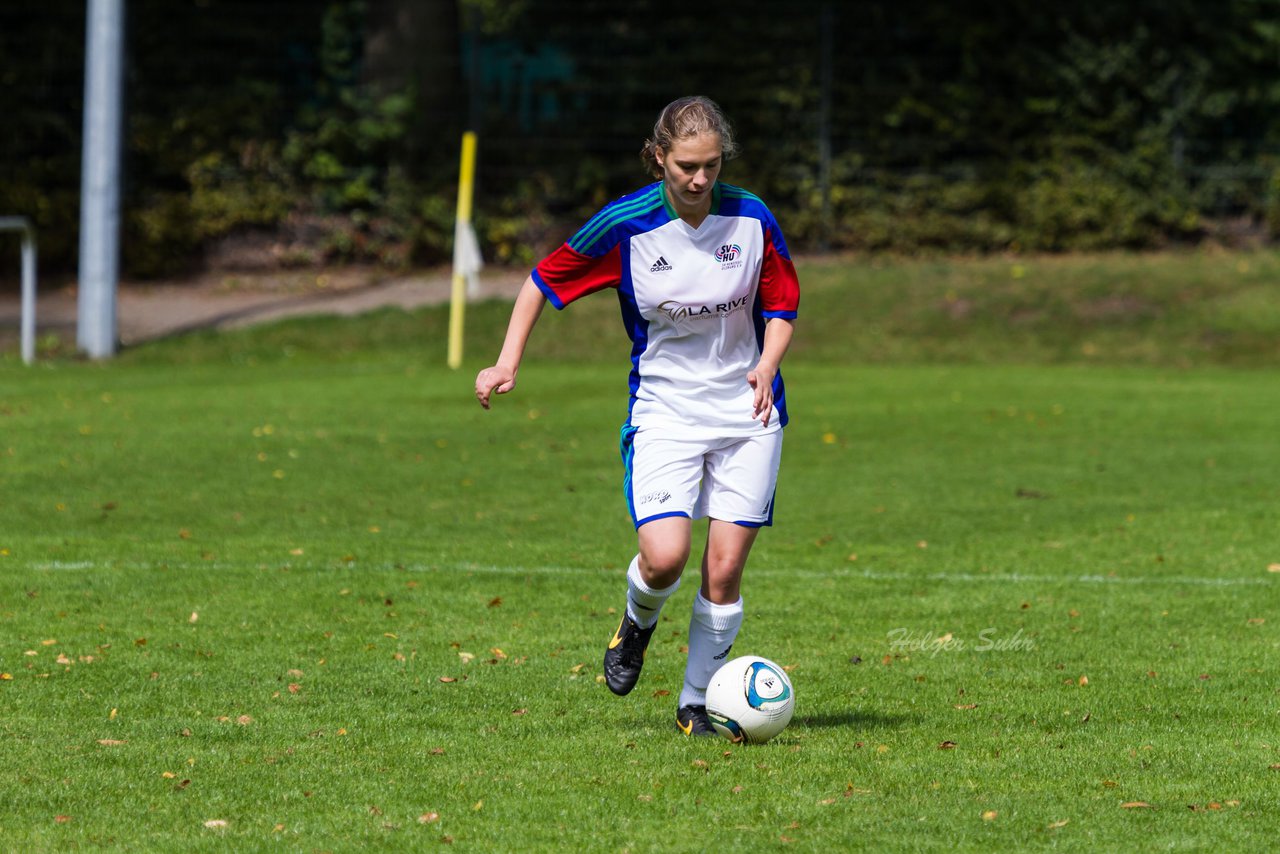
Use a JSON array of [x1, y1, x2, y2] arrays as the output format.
[[639, 547, 688, 588]]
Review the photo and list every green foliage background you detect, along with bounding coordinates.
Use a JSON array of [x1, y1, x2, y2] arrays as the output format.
[[1, 0, 1278, 278]]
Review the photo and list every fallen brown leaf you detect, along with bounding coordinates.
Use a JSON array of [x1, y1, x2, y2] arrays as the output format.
[[54, 815, 72, 824], [1121, 801, 1153, 809], [96, 739, 126, 746], [1047, 819, 1069, 829], [939, 741, 958, 750], [418, 812, 440, 824], [982, 810, 998, 821]]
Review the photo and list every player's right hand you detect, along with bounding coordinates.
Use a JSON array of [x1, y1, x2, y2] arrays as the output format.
[[475, 365, 516, 409]]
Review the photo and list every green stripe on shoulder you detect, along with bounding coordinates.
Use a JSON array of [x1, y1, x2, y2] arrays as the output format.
[[569, 185, 666, 253]]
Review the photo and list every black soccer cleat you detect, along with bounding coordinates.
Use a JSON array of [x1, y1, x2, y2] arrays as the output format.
[[603, 614, 656, 696], [675, 704, 716, 737]]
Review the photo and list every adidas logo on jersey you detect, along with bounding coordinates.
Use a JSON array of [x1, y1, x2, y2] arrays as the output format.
[[650, 256, 673, 272]]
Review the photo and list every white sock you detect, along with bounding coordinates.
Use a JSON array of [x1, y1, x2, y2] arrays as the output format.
[[626, 555, 679, 629], [679, 593, 743, 708]]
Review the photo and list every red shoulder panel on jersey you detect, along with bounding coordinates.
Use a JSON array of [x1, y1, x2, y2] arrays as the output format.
[[759, 226, 800, 318], [533, 242, 623, 309]]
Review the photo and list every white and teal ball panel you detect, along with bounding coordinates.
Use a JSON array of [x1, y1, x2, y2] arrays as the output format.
[[705, 655, 795, 743]]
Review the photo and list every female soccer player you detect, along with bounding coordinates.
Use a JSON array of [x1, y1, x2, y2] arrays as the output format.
[[475, 96, 799, 736]]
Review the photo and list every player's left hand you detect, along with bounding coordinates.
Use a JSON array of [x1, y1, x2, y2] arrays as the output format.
[[747, 365, 777, 427]]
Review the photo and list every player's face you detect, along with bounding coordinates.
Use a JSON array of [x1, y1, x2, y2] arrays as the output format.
[[656, 132, 723, 216]]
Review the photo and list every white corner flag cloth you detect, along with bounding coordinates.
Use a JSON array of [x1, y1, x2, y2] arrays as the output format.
[[453, 218, 484, 298]]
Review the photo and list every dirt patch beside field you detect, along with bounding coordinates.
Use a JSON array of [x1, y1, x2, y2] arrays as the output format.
[[0, 265, 527, 353]]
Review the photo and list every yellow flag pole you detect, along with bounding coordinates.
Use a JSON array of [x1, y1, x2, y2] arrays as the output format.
[[447, 131, 478, 369]]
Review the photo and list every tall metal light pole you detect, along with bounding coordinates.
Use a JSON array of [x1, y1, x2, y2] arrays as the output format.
[[78, 0, 126, 359]]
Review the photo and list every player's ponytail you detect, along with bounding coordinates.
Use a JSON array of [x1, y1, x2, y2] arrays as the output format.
[[640, 95, 739, 177]]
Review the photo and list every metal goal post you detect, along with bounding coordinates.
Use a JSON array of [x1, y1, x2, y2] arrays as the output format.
[[0, 216, 38, 365]]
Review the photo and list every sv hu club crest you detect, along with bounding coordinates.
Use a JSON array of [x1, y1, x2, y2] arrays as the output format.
[[714, 243, 741, 263]]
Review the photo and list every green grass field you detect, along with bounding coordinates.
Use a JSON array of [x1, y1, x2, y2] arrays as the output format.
[[2, 251, 1278, 851]]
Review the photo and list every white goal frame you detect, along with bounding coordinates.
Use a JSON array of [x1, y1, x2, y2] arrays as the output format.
[[0, 216, 37, 364]]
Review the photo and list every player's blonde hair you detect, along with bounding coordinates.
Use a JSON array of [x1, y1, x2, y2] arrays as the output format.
[[640, 96, 739, 178]]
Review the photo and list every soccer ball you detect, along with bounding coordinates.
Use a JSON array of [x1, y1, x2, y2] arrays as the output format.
[[705, 655, 795, 744]]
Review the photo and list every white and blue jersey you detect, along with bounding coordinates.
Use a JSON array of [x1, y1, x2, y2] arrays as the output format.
[[532, 181, 800, 438]]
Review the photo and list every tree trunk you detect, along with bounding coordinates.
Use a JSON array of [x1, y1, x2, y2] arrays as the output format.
[[363, 0, 463, 178]]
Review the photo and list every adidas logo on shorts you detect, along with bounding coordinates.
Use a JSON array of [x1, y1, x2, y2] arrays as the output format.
[[650, 256, 673, 272]]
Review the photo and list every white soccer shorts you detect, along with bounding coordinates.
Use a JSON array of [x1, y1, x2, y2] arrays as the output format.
[[620, 425, 783, 529]]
